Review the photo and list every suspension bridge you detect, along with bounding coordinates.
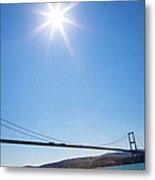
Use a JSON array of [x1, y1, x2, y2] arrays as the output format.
[[0, 118, 144, 154]]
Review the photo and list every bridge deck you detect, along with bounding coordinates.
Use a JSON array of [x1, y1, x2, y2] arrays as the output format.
[[0, 138, 140, 153]]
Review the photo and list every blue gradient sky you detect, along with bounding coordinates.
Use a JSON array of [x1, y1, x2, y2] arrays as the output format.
[[1, 1, 144, 167]]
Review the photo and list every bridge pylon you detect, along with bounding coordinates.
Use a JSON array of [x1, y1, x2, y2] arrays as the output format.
[[128, 131, 138, 156]]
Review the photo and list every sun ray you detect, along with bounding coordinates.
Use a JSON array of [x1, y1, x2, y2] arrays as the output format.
[[31, 20, 51, 35], [26, 3, 86, 60], [63, 18, 88, 31], [61, 3, 79, 14], [20, 20, 52, 45], [59, 24, 74, 59], [48, 3, 54, 12], [44, 26, 56, 57]]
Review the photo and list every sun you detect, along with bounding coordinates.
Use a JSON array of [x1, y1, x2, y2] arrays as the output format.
[[29, 3, 84, 58], [47, 6, 64, 28], [44, 4, 66, 29]]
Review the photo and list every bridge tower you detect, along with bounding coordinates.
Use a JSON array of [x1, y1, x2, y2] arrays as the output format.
[[128, 131, 138, 156]]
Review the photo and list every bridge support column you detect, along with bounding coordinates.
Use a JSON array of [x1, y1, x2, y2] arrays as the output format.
[[128, 131, 137, 157]]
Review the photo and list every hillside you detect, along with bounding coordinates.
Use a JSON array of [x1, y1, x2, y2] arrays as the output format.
[[36, 151, 144, 169]]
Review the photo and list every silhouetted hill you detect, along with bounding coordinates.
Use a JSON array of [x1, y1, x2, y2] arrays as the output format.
[[36, 151, 144, 169]]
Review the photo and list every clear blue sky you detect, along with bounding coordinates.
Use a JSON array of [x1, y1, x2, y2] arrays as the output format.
[[1, 1, 144, 167]]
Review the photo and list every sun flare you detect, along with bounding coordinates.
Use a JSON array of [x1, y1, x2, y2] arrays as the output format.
[[45, 4, 65, 29], [49, 10, 63, 27], [31, 3, 83, 58]]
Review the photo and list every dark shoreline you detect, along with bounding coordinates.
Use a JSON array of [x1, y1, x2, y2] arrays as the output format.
[[24, 151, 145, 169]]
